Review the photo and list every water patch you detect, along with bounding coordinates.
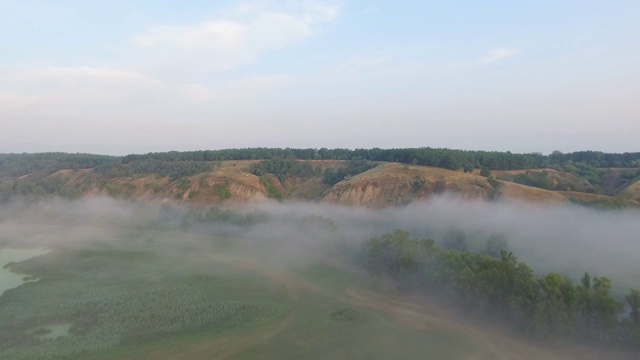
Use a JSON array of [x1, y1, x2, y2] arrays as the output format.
[[0, 248, 49, 296], [28, 323, 73, 340]]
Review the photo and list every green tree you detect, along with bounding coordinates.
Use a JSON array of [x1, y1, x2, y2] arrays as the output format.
[[480, 167, 491, 177], [591, 276, 623, 341]]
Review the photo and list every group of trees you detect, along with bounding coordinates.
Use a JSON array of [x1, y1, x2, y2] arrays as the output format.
[[248, 159, 316, 183], [0, 153, 116, 178], [509, 170, 590, 192], [362, 230, 640, 349], [0, 173, 99, 202], [322, 159, 378, 186], [247, 158, 378, 187]]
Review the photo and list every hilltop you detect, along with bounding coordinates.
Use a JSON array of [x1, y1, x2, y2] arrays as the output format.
[[1, 148, 639, 208]]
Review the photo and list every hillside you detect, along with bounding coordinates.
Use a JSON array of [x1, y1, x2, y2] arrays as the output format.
[[492, 168, 595, 193], [620, 178, 640, 202], [321, 163, 638, 207], [1, 158, 638, 209], [321, 163, 493, 206]]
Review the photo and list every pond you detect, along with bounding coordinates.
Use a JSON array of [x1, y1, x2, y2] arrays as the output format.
[[0, 248, 49, 296]]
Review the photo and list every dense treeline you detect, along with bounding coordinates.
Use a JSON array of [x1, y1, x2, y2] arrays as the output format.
[[362, 230, 640, 350], [94, 160, 213, 181], [0, 153, 116, 177], [248, 159, 316, 182], [2, 149, 639, 179], [248, 158, 377, 186], [122, 148, 640, 170]]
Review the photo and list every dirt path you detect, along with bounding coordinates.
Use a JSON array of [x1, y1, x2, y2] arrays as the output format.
[[345, 288, 630, 360], [122, 253, 632, 360]]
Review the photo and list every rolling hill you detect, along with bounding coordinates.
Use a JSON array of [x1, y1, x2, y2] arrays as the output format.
[[1, 158, 638, 209]]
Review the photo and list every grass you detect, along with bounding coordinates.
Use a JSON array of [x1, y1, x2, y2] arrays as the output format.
[[0, 248, 288, 360], [214, 179, 232, 200], [298, 263, 356, 293], [0, 234, 480, 360], [260, 175, 284, 200], [234, 284, 475, 360]]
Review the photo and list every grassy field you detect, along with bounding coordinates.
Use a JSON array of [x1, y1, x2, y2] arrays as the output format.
[[0, 228, 633, 360]]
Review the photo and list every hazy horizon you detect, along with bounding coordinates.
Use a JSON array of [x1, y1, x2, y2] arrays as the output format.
[[3, 146, 640, 158], [2, 1, 639, 154]]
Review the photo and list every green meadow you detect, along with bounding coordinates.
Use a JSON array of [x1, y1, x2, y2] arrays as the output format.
[[0, 231, 478, 360]]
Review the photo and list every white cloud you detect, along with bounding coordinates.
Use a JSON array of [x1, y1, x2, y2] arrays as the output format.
[[132, 21, 245, 52], [0, 2, 334, 140], [481, 48, 518, 63], [131, 2, 340, 72]]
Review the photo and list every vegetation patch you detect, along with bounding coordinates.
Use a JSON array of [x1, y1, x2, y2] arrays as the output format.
[[249, 159, 315, 183], [0, 250, 281, 360], [214, 179, 232, 200], [329, 307, 360, 323], [569, 196, 629, 210], [322, 159, 378, 186], [260, 175, 283, 200]]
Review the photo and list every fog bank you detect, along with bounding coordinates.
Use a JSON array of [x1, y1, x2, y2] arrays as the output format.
[[1, 196, 638, 289]]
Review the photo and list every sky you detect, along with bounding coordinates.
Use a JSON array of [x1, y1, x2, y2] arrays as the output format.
[[1, 0, 639, 155]]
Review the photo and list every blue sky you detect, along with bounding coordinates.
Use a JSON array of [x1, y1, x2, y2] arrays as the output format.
[[1, 0, 639, 154]]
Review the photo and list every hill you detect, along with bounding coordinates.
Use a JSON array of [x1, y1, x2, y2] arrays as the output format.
[[620, 178, 640, 202], [1, 156, 639, 209]]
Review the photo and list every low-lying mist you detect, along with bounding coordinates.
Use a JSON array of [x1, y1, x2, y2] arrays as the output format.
[[1, 195, 639, 289]]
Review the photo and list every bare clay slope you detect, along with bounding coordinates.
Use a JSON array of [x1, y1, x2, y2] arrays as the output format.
[[320, 163, 493, 207], [319, 163, 639, 207], [620, 178, 640, 202], [9, 160, 639, 208]]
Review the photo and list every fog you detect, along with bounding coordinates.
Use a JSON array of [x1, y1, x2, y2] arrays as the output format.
[[1, 196, 638, 290]]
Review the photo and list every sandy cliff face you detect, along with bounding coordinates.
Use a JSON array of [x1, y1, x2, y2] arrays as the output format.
[[321, 164, 493, 207]]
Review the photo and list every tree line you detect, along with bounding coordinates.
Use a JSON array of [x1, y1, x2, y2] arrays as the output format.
[[2, 149, 640, 179], [121, 148, 640, 170], [2, 149, 640, 197], [361, 230, 640, 351], [0, 153, 116, 178]]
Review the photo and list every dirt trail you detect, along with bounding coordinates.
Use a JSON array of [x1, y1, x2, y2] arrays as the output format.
[[345, 288, 630, 360], [125, 253, 631, 360]]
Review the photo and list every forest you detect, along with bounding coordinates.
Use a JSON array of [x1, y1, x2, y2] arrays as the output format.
[[361, 229, 640, 350], [2, 148, 640, 179]]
